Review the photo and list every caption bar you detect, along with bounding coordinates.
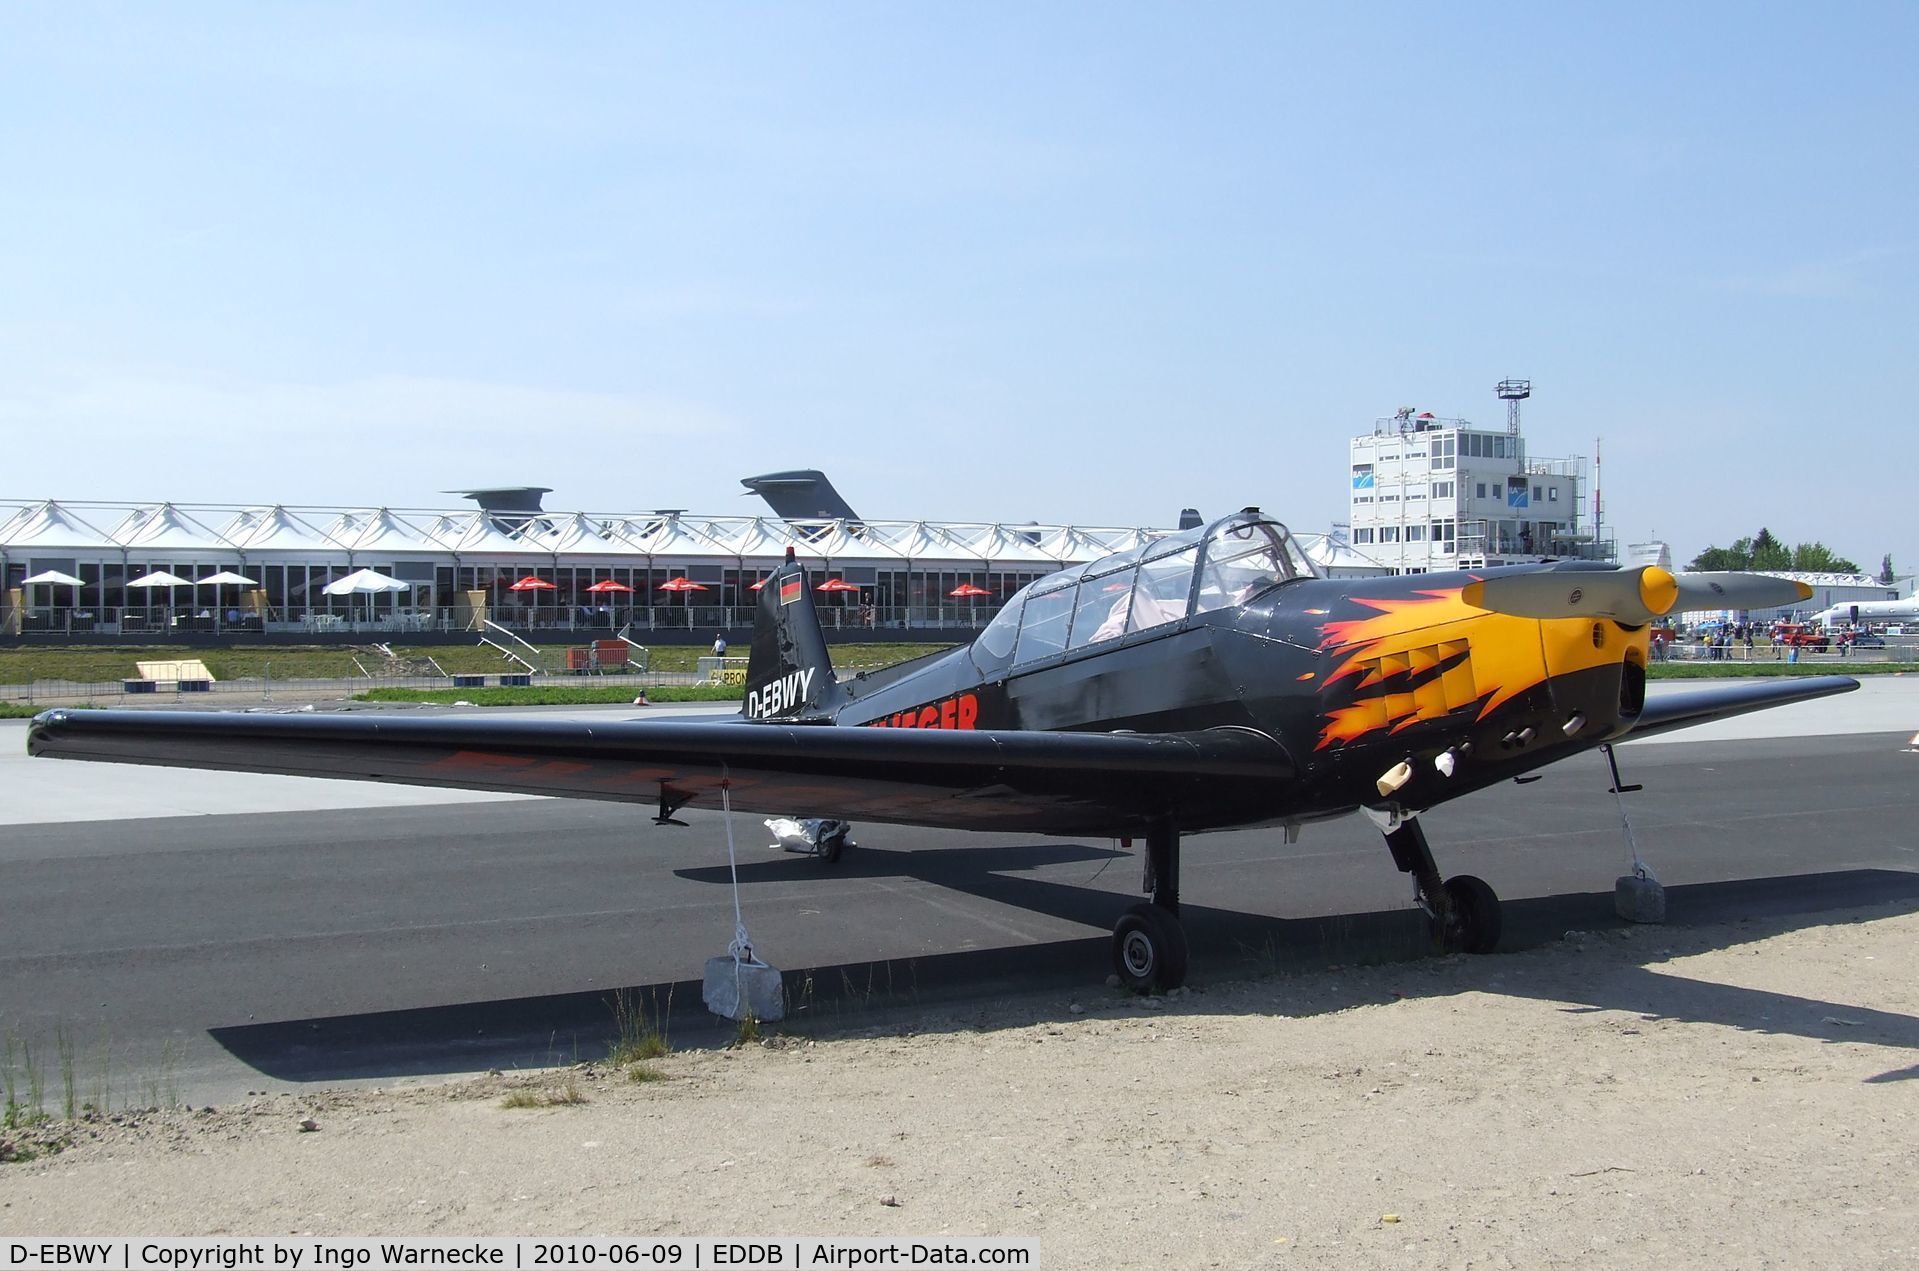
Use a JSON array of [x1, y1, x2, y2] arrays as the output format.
[[5, 1242, 1037, 1270]]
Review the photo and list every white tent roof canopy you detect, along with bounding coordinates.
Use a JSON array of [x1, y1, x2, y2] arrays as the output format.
[[0, 497, 1363, 578], [0, 501, 118, 551]]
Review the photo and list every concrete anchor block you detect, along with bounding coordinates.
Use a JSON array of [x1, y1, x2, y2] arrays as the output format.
[[1614, 873, 1666, 924], [703, 955, 785, 1023]]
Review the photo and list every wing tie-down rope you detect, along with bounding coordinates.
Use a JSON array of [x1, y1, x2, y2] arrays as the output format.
[[701, 774, 784, 1022], [1603, 743, 1657, 885], [721, 781, 755, 965]]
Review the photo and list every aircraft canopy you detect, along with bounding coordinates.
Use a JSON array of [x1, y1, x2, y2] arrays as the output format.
[[974, 511, 1316, 670]]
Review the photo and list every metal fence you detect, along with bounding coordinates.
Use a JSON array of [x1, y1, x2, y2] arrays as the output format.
[[1652, 638, 1919, 665], [5, 602, 1004, 638], [0, 669, 704, 708]]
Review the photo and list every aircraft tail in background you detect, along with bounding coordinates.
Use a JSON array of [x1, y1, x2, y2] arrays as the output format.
[[740, 469, 864, 525]]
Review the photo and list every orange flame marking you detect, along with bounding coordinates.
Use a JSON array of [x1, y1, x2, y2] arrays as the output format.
[[1314, 586, 1567, 751]]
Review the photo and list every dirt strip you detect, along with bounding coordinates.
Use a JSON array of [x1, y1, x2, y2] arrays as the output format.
[[5, 903, 1918, 1269]]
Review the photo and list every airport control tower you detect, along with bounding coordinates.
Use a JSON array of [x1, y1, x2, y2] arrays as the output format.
[[1345, 382, 1612, 575]]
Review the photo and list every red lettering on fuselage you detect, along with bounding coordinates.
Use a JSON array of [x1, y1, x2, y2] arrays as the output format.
[[864, 691, 980, 730]]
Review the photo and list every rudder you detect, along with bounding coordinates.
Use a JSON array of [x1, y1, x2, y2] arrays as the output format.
[[742, 548, 846, 721]]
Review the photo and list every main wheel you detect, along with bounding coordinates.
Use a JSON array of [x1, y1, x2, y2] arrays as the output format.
[[1434, 874, 1502, 954], [1112, 903, 1190, 992]]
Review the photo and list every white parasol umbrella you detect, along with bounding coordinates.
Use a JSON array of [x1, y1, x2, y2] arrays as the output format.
[[322, 568, 409, 595], [21, 569, 85, 623], [22, 570, 85, 587], [323, 568, 411, 627], [199, 571, 260, 627], [126, 570, 196, 589], [126, 570, 195, 626]]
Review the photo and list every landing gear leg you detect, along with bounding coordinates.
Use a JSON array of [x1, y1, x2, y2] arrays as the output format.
[[1382, 816, 1502, 954], [1112, 821, 1190, 992]]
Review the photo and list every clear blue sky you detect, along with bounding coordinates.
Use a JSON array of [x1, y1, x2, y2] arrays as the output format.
[[3, 3, 1914, 575]]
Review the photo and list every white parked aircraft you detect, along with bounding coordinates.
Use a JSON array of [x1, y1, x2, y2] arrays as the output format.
[[1811, 596, 1919, 629]]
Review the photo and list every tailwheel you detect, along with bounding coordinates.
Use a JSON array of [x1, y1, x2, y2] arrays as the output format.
[[817, 821, 852, 865], [1433, 874, 1502, 954], [1112, 902, 1190, 992]]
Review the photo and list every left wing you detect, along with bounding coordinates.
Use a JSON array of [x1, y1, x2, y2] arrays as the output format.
[[26, 709, 1293, 836]]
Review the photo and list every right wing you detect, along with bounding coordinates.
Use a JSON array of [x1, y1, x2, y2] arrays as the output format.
[[1625, 674, 1858, 741], [26, 709, 1294, 836]]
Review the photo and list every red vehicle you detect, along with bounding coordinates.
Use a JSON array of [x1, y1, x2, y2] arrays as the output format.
[[1771, 622, 1830, 650]]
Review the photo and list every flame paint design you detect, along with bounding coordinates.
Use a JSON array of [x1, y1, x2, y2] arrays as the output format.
[[1314, 585, 1628, 751]]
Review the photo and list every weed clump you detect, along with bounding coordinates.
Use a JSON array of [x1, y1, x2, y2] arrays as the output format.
[[500, 1081, 587, 1110], [607, 989, 671, 1067]]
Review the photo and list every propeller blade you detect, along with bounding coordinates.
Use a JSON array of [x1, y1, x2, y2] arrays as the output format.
[[1462, 567, 1675, 624], [1462, 566, 1814, 624], [1672, 572, 1813, 613]]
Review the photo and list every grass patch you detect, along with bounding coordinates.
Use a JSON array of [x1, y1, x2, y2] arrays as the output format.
[[1647, 661, 1911, 679], [0, 644, 504, 684], [0, 641, 948, 688], [828, 643, 956, 672], [500, 1080, 588, 1109], [3, 1026, 180, 1132], [607, 988, 672, 1066], [0, 702, 101, 719], [626, 1062, 667, 1084], [734, 1013, 762, 1046], [355, 684, 743, 706], [0, 1130, 71, 1164]]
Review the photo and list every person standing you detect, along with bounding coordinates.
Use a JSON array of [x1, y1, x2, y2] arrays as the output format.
[[713, 633, 728, 659]]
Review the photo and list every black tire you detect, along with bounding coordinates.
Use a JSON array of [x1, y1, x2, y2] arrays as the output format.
[[1111, 903, 1190, 992], [1436, 874, 1502, 954], [817, 825, 849, 865]]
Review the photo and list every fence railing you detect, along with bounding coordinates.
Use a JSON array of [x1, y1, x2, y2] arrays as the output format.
[[4, 602, 1007, 638], [0, 669, 702, 707], [1651, 639, 1919, 664]]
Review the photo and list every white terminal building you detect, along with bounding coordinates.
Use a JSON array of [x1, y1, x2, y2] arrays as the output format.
[[1347, 380, 1613, 575]]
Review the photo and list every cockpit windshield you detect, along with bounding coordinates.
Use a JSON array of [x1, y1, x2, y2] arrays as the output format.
[[980, 510, 1316, 673], [1192, 513, 1312, 615]]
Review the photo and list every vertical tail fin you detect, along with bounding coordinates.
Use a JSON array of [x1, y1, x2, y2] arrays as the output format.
[[742, 549, 846, 721]]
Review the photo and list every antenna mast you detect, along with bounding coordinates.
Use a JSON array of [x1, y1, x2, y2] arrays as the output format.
[[1593, 436, 1604, 546], [1495, 378, 1530, 437]]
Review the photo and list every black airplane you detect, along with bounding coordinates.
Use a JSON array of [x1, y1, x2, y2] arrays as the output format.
[[27, 508, 1856, 991]]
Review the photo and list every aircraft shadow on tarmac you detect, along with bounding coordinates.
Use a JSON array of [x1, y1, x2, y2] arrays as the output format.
[[209, 861, 1919, 1088]]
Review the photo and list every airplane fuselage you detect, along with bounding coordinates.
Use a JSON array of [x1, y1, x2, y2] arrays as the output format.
[[830, 566, 1649, 831]]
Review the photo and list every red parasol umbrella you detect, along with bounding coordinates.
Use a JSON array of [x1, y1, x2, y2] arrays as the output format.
[[816, 578, 861, 593], [583, 579, 634, 594], [508, 576, 557, 591], [948, 583, 993, 598], [657, 576, 708, 592], [747, 577, 771, 590]]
